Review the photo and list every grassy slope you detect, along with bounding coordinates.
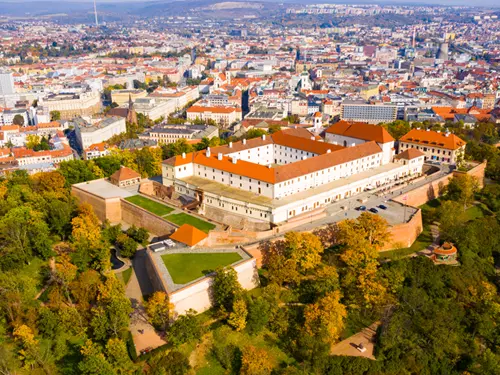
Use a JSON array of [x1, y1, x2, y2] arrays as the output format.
[[125, 195, 174, 216], [165, 213, 216, 233]]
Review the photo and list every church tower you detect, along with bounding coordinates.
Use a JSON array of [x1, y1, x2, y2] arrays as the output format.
[[126, 94, 137, 125]]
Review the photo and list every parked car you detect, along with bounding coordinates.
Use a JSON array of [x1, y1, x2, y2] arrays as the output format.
[[357, 205, 367, 211], [378, 204, 388, 210], [369, 208, 379, 214]]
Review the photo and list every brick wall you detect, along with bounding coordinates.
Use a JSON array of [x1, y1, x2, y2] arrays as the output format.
[[71, 185, 122, 223], [380, 209, 423, 250], [393, 161, 486, 208], [120, 199, 177, 236]]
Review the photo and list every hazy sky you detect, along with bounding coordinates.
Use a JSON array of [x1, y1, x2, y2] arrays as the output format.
[[3, 0, 499, 7]]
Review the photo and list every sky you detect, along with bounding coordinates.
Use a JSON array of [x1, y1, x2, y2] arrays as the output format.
[[3, 0, 499, 7]]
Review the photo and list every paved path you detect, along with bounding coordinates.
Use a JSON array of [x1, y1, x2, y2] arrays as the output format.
[[125, 250, 166, 355], [331, 322, 380, 360]]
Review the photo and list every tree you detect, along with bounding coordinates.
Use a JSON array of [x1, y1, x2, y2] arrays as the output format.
[[168, 309, 203, 346], [337, 213, 391, 308], [0, 206, 53, 268], [337, 212, 391, 250], [115, 233, 138, 258], [26, 134, 41, 149], [145, 291, 172, 331], [283, 232, 324, 271], [50, 111, 61, 121], [31, 171, 66, 195], [268, 124, 282, 134], [12, 114, 25, 126], [228, 299, 247, 331], [162, 139, 194, 159], [71, 203, 102, 250], [126, 225, 149, 245], [246, 296, 270, 334], [240, 345, 274, 375], [383, 120, 411, 140], [245, 128, 267, 139], [211, 267, 242, 312], [447, 174, 480, 211], [105, 338, 136, 374], [79, 340, 115, 375], [91, 275, 131, 340], [303, 290, 347, 344]]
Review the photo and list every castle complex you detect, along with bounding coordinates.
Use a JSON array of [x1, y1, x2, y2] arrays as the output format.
[[162, 125, 425, 226]]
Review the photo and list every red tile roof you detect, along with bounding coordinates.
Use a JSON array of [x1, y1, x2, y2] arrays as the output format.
[[400, 129, 466, 150], [110, 166, 141, 181], [395, 149, 424, 160], [325, 121, 394, 143]]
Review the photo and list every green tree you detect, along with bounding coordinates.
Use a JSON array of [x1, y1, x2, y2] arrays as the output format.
[[115, 233, 138, 258], [228, 298, 247, 331], [12, 114, 25, 126], [212, 267, 242, 313], [246, 296, 270, 334], [105, 338, 136, 374], [446, 174, 480, 210], [50, 111, 61, 121], [168, 309, 203, 346], [78, 340, 115, 375]]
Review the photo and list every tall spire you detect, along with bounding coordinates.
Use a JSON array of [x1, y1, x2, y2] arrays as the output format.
[[93, 0, 99, 26]]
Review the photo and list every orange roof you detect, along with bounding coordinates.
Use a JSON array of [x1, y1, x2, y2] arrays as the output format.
[[187, 106, 241, 114], [325, 121, 394, 143], [110, 166, 141, 181], [169, 224, 208, 246], [400, 129, 466, 150], [395, 149, 424, 160], [164, 139, 380, 184]]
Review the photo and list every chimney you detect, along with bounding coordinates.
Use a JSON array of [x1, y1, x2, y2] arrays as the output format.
[[182, 152, 186, 159], [243, 138, 247, 145], [232, 157, 237, 164], [302, 156, 307, 160], [229, 141, 233, 148], [327, 149, 331, 153], [426, 128, 430, 131], [310, 136, 315, 140], [206, 147, 211, 157], [436, 130, 440, 133], [262, 134, 266, 140], [218, 152, 223, 160], [267, 164, 271, 168]]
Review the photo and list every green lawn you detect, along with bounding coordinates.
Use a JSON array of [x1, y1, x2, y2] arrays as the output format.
[[116, 267, 133, 286], [165, 213, 216, 233], [464, 204, 490, 221], [124, 195, 174, 217], [379, 226, 434, 261], [161, 253, 242, 284]]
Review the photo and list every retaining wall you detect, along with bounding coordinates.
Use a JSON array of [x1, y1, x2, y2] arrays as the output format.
[[120, 199, 177, 237], [71, 185, 122, 223]]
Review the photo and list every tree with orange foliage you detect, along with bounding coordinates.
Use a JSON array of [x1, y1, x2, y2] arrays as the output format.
[[304, 290, 347, 344], [240, 345, 274, 375]]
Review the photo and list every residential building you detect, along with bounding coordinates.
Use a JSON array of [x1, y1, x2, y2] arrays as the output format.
[[398, 129, 466, 165], [139, 125, 218, 145], [341, 101, 397, 124], [74, 116, 127, 149], [186, 106, 242, 126]]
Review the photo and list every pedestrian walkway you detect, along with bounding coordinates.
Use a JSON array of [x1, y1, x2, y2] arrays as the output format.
[[331, 322, 380, 360], [125, 250, 166, 355]]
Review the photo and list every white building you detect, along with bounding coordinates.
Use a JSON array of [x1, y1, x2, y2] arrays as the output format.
[[324, 121, 395, 165], [399, 128, 466, 165], [162, 128, 424, 225], [0, 71, 15, 96], [74, 116, 126, 150]]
